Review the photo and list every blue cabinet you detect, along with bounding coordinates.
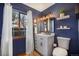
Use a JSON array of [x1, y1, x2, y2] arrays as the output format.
[[13, 38, 26, 56]]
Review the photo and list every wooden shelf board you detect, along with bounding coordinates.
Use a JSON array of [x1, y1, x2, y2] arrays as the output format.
[[56, 15, 70, 20]]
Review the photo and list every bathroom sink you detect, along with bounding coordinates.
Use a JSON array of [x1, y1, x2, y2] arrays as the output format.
[[41, 32, 50, 35]]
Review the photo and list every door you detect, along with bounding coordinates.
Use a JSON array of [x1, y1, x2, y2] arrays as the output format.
[[37, 36, 43, 55]]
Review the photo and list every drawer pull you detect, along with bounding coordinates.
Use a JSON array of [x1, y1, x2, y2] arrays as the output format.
[[40, 42, 42, 46], [40, 38, 43, 40]]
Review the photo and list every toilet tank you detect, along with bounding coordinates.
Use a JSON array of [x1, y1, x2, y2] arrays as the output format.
[[57, 37, 71, 50]]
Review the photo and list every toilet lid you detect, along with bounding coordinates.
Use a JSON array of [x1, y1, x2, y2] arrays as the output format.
[[53, 47, 67, 56]]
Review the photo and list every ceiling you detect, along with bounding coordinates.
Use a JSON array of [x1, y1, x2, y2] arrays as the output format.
[[24, 3, 55, 12]]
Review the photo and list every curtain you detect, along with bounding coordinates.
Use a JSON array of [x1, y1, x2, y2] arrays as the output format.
[[1, 3, 12, 56], [26, 10, 34, 54]]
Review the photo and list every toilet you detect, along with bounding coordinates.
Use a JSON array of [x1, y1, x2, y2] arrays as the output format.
[[53, 37, 71, 56]]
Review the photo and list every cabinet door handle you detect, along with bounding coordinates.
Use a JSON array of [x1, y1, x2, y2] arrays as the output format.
[[35, 40, 37, 41], [40, 42, 42, 46], [40, 38, 43, 40]]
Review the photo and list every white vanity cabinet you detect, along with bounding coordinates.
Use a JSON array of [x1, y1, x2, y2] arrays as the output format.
[[35, 33, 55, 56]]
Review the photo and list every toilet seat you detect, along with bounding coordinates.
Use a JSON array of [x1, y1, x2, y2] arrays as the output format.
[[53, 47, 67, 56]]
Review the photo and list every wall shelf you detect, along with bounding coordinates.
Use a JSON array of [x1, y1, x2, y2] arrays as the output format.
[[56, 15, 70, 20], [57, 27, 70, 30]]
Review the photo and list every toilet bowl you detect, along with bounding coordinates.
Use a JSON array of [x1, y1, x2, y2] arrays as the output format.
[[52, 37, 70, 56], [53, 47, 67, 56]]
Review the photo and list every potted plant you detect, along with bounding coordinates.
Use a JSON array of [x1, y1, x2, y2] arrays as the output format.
[[59, 8, 66, 17]]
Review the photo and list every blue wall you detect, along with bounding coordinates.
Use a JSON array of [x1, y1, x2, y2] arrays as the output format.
[[0, 4, 4, 45], [76, 13, 79, 55], [41, 3, 78, 55]]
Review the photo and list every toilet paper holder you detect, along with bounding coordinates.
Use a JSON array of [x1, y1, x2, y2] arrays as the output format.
[[53, 43, 57, 48]]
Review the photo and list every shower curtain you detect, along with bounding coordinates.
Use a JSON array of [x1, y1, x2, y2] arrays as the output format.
[[1, 3, 13, 56], [26, 10, 34, 54]]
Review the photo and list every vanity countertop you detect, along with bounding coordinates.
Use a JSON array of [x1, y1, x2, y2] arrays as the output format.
[[36, 32, 55, 37], [13, 36, 26, 39]]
